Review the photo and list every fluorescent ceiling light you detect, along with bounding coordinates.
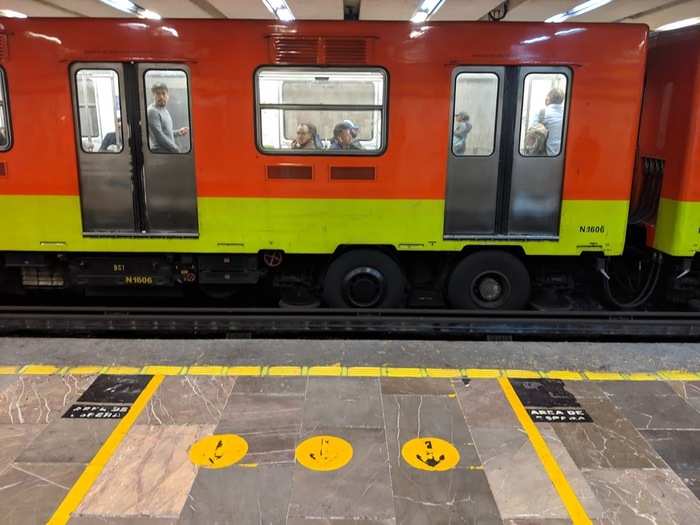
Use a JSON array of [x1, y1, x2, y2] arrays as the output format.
[[262, 0, 295, 21], [99, 0, 161, 20], [410, 0, 446, 24], [656, 17, 700, 32], [545, 0, 613, 23], [0, 9, 28, 18]]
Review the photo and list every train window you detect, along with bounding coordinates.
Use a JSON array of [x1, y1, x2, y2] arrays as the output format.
[[75, 70, 123, 154], [519, 73, 568, 157], [144, 70, 191, 154], [256, 68, 387, 154], [0, 69, 9, 150], [451, 73, 498, 157]]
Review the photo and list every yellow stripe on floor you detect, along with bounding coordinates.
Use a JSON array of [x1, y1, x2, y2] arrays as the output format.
[[498, 377, 592, 525], [47, 374, 165, 525]]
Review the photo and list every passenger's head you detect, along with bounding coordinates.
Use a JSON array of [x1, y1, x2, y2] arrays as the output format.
[[333, 122, 354, 146], [343, 119, 359, 139], [545, 88, 564, 106], [295, 123, 317, 147], [456, 112, 470, 122], [151, 82, 169, 107]]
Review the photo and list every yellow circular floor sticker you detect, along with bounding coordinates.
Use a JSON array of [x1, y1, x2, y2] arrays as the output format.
[[295, 435, 353, 471], [402, 437, 460, 471], [188, 434, 248, 469]]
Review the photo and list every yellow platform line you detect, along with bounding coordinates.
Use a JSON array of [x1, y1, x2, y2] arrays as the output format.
[[498, 377, 592, 525], [47, 374, 164, 525], [4, 364, 700, 381]]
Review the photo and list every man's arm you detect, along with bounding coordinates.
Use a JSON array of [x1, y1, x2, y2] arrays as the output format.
[[147, 107, 179, 153]]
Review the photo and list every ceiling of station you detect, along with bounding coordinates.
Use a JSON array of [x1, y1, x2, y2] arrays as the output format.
[[0, 0, 697, 30]]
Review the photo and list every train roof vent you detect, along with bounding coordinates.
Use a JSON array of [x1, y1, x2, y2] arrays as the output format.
[[322, 38, 369, 65], [270, 36, 370, 65], [270, 37, 320, 64]]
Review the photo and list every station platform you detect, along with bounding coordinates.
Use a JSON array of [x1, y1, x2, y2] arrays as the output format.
[[0, 339, 699, 524]]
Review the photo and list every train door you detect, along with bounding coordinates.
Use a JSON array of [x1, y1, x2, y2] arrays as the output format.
[[443, 66, 570, 239], [71, 62, 198, 236]]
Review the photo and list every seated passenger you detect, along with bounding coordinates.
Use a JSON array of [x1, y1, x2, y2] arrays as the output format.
[[452, 112, 471, 155], [291, 123, 322, 150], [535, 88, 564, 156], [343, 119, 362, 148], [329, 121, 363, 150], [99, 116, 122, 152]]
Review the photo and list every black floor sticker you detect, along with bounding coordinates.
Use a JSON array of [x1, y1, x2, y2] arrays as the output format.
[[77, 374, 152, 404], [63, 403, 130, 419], [512, 379, 592, 424]]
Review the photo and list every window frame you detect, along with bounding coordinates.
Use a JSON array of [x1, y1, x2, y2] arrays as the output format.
[[73, 68, 124, 155], [517, 71, 571, 159], [450, 71, 500, 158], [143, 68, 193, 155], [0, 67, 12, 152], [254, 65, 389, 157]]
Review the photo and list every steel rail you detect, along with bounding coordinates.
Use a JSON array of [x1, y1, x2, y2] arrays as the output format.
[[1, 306, 699, 340]]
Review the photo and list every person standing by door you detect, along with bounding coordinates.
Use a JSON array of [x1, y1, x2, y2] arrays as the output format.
[[147, 82, 188, 153]]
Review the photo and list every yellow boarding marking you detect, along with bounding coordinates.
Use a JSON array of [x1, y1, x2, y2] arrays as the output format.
[[308, 365, 344, 376], [47, 374, 164, 525], [505, 369, 543, 379], [385, 367, 424, 378], [188, 366, 226, 376], [499, 377, 592, 525], [20, 364, 61, 375], [296, 435, 353, 472], [140, 365, 183, 376], [542, 371, 584, 381], [227, 366, 262, 376], [268, 366, 302, 376], [463, 368, 501, 379], [626, 372, 660, 381], [659, 370, 700, 381], [67, 366, 106, 376], [238, 463, 258, 468], [402, 437, 460, 472], [426, 368, 462, 378], [347, 366, 382, 377], [103, 366, 142, 375], [0, 366, 20, 374], [188, 434, 248, 469], [584, 371, 625, 381]]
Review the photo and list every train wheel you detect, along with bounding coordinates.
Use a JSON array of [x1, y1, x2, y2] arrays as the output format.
[[447, 251, 530, 310], [322, 249, 405, 308]]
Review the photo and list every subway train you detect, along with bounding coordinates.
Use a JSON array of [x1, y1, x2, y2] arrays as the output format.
[[0, 18, 697, 309]]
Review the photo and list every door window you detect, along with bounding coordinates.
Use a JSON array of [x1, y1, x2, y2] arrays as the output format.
[[519, 73, 568, 157], [452, 73, 499, 156], [75, 69, 123, 153], [144, 70, 191, 154]]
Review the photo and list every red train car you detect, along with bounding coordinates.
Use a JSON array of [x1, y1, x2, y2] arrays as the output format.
[[0, 19, 649, 308]]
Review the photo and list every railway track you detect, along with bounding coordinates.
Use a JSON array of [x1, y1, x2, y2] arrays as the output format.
[[1, 306, 700, 340]]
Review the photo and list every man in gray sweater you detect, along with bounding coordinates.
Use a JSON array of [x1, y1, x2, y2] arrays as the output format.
[[147, 82, 188, 153]]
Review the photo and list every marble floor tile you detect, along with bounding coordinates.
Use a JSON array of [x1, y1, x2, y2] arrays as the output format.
[[16, 419, 118, 464], [557, 380, 606, 400], [77, 424, 214, 518], [640, 429, 700, 471], [454, 379, 521, 429], [0, 375, 18, 393], [603, 389, 700, 429], [502, 521, 574, 525], [687, 397, 700, 413], [0, 375, 96, 424], [537, 424, 603, 519], [70, 518, 177, 524], [137, 376, 235, 425], [380, 377, 454, 395], [216, 394, 304, 463], [677, 469, 700, 498], [77, 375, 152, 404], [231, 376, 306, 396], [0, 424, 44, 474], [288, 427, 394, 521], [0, 462, 85, 525], [287, 520, 396, 525], [552, 398, 665, 469], [597, 380, 678, 398], [584, 468, 700, 524], [303, 378, 382, 430], [180, 463, 293, 525], [471, 427, 568, 520]]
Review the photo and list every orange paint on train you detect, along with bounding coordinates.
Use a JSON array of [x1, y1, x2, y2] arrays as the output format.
[[638, 25, 700, 202], [0, 19, 647, 201]]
